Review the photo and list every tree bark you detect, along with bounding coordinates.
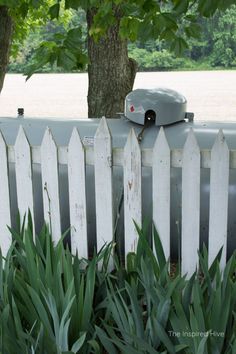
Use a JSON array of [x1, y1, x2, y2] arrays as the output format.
[[0, 6, 13, 94], [87, 9, 138, 118]]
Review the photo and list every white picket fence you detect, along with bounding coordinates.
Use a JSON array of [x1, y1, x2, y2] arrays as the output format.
[[0, 117, 233, 276]]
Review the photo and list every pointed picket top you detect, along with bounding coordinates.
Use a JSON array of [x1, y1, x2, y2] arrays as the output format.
[[41, 127, 61, 242], [94, 116, 112, 168], [212, 129, 229, 156], [94, 117, 113, 258], [68, 127, 88, 258], [15, 126, 35, 234], [153, 126, 170, 152], [0, 130, 11, 256], [209, 129, 229, 269], [183, 128, 199, 153], [124, 128, 140, 156], [68, 127, 84, 154], [123, 128, 142, 256], [152, 127, 170, 260], [42, 126, 57, 150], [181, 128, 200, 277], [15, 125, 30, 150], [95, 116, 111, 140]]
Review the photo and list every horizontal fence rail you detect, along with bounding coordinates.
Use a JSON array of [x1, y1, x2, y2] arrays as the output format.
[[6, 144, 236, 168], [0, 117, 235, 277]]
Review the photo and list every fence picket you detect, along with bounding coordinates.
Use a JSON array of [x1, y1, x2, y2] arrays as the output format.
[[0, 132, 11, 256], [181, 129, 200, 277], [94, 117, 114, 254], [41, 127, 61, 242], [209, 130, 229, 269], [68, 128, 88, 257], [0, 123, 233, 270], [152, 127, 170, 260], [15, 126, 35, 233], [124, 129, 142, 257]]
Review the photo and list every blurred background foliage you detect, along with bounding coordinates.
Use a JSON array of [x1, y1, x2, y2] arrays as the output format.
[[8, 4, 236, 73]]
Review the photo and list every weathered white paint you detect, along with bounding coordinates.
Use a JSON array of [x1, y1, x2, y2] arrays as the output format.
[[94, 117, 114, 253], [181, 129, 200, 277], [0, 120, 233, 273], [152, 127, 170, 260], [0, 132, 11, 256], [5, 145, 236, 169], [209, 130, 229, 269], [68, 128, 88, 257], [41, 127, 61, 242], [123, 129, 142, 257], [15, 126, 35, 234]]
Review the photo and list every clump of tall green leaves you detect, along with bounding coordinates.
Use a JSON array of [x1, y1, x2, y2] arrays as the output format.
[[0, 215, 111, 353], [96, 223, 236, 354], [0, 216, 235, 353]]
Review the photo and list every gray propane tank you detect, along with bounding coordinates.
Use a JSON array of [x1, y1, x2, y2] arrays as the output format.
[[1, 87, 235, 259]]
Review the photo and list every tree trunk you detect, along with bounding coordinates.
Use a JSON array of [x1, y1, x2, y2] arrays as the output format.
[[0, 6, 13, 94], [87, 9, 138, 118]]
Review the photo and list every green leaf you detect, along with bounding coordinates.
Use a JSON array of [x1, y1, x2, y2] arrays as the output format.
[[14, 275, 38, 326], [71, 332, 86, 352], [126, 331, 160, 354], [125, 282, 145, 338], [64, 27, 83, 50], [24, 226, 39, 291], [173, 0, 189, 15], [95, 326, 118, 354], [198, 0, 219, 17], [19, 2, 29, 18], [28, 286, 55, 341], [58, 296, 75, 350], [158, 299, 171, 327], [11, 297, 24, 340], [120, 16, 141, 42], [209, 247, 223, 280], [31, 0, 42, 9], [160, 29, 176, 41], [175, 344, 189, 352], [57, 49, 77, 70], [223, 251, 236, 292], [108, 290, 132, 339], [87, 338, 101, 354], [182, 272, 195, 317], [134, 221, 160, 277], [196, 335, 208, 354], [0, 0, 20, 6], [152, 223, 167, 271], [142, 0, 159, 12], [192, 282, 205, 332], [43, 292, 60, 344], [158, 13, 178, 31], [49, 3, 60, 20], [65, 0, 81, 10], [156, 321, 176, 354], [170, 37, 188, 56], [81, 257, 96, 330], [126, 252, 137, 274]]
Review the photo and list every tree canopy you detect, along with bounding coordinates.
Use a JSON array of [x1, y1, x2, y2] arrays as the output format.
[[16, 0, 235, 77], [9, 5, 236, 73]]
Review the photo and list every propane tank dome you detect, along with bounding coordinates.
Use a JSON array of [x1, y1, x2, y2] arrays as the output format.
[[125, 87, 188, 126]]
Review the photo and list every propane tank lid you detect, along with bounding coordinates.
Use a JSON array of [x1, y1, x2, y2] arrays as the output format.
[[125, 87, 188, 126]]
